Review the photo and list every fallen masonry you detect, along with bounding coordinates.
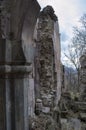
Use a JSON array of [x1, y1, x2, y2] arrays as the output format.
[[0, 0, 86, 130]]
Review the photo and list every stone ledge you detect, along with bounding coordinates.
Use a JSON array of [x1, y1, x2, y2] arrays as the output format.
[[12, 65, 32, 73], [0, 65, 32, 74], [0, 65, 11, 73]]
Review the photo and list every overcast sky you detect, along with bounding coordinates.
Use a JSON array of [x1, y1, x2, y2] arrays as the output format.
[[37, 0, 86, 65]]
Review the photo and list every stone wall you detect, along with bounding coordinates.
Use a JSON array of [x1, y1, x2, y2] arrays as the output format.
[[0, 1, 40, 130], [29, 6, 61, 130], [59, 52, 86, 130], [0, 1, 65, 130], [80, 52, 86, 101], [34, 6, 61, 114]]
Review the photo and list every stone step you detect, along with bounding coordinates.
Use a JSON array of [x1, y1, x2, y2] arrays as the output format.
[[79, 113, 86, 121]]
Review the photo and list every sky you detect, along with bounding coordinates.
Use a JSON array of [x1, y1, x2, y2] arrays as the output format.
[[37, 0, 86, 65]]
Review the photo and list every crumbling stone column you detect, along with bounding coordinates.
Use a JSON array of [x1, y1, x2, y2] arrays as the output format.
[[0, 0, 40, 130], [80, 52, 86, 101], [34, 6, 61, 114]]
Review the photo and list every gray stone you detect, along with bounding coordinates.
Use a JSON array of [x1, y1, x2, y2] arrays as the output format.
[[80, 52, 86, 101], [34, 6, 61, 111], [61, 118, 81, 130], [0, 1, 40, 130], [0, 2, 63, 130], [61, 119, 67, 130], [28, 77, 35, 117], [42, 107, 50, 113], [79, 113, 86, 121]]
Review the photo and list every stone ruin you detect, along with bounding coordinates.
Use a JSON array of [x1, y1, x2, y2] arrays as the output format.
[[80, 52, 86, 101], [59, 52, 86, 130], [0, 0, 86, 130], [0, 1, 62, 130]]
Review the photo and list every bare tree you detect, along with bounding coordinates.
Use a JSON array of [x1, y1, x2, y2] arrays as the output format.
[[64, 14, 86, 90], [72, 14, 86, 54], [64, 43, 80, 90]]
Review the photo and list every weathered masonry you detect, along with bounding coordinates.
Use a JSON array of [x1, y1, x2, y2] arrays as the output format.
[[0, 0, 62, 130], [30, 6, 61, 130], [0, 0, 40, 130], [59, 52, 86, 130], [34, 6, 61, 113]]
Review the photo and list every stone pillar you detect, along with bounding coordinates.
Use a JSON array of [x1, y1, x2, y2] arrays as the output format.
[[0, 0, 40, 129], [80, 52, 86, 101], [0, 77, 6, 130], [0, 39, 11, 130], [0, 39, 32, 130], [28, 74, 35, 117], [34, 6, 61, 113], [53, 19, 61, 104], [11, 65, 32, 130]]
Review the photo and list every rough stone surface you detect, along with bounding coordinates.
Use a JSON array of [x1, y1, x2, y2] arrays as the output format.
[[1, 1, 84, 130], [0, 1, 40, 130], [80, 52, 86, 101], [34, 6, 61, 108], [59, 51, 86, 130], [29, 114, 59, 130], [0, 2, 61, 130], [61, 118, 81, 130], [32, 6, 61, 130]]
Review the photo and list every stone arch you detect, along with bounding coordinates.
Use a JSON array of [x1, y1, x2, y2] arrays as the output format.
[[11, 0, 40, 64], [0, 1, 40, 130], [1, 0, 40, 64]]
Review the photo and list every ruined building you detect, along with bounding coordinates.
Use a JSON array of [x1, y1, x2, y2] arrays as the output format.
[[0, 0, 86, 130], [80, 52, 86, 101], [0, 1, 61, 130], [59, 52, 86, 130]]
